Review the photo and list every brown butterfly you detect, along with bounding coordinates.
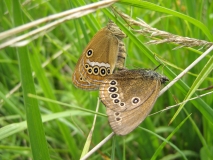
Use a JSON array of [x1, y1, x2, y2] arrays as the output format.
[[99, 69, 169, 135], [72, 21, 126, 90]]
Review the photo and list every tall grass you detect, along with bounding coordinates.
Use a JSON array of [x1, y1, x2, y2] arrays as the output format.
[[0, 0, 212, 159]]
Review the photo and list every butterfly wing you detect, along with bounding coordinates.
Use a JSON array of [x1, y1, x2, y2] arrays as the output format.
[[72, 67, 99, 90], [106, 81, 160, 135], [100, 70, 159, 112], [72, 27, 119, 90], [99, 69, 162, 135]]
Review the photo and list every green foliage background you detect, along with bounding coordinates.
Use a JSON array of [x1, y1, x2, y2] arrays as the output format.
[[0, 0, 213, 159]]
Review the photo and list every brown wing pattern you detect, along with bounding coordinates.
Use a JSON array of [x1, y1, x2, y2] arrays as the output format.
[[72, 28, 119, 90], [99, 69, 166, 135], [100, 70, 159, 112], [72, 21, 126, 90], [106, 80, 161, 135]]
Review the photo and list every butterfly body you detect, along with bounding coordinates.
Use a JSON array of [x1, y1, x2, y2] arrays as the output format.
[[72, 21, 126, 90], [100, 69, 168, 135]]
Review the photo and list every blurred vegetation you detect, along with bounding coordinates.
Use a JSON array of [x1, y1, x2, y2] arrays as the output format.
[[0, 0, 213, 159]]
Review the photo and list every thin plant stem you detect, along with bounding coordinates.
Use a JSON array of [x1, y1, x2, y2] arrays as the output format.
[[80, 132, 115, 160], [159, 45, 213, 96]]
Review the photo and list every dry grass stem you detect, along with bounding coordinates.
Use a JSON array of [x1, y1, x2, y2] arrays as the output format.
[[151, 90, 213, 117], [119, 12, 213, 49], [159, 45, 213, 96], [0, 0, 118, 49], [80, 98, 100, 158]]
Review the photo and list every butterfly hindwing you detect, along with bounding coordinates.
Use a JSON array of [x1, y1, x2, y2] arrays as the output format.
[[100, 69, 168, 135], [100, 69, 159, 112], [106, 80, 161, 135]]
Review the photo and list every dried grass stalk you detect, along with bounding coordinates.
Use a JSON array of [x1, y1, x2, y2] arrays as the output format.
[[119, 12, 213, 50]]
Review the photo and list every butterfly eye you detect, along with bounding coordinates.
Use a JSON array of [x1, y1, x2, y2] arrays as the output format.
[[108, 86, 118, 92], [87, 67, 93, 74], [107, 68, 111, 75], [114, 99, 120, 104], [110, 93, 118, 99], [100, 67, 107, 76], [92, 66, 99, 75], [84, 64, 89, 69], [161, 76, 169, 84], [115, 117, 122, 122], [114, 112, 120, 116], [120, 102, 125, 107], [86, 49, 93, 57], [110, 80, 117, 85], [132, 97, 140, 104]]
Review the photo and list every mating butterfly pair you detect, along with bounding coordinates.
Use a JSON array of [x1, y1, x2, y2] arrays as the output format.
[[72, 21, 168, 135]]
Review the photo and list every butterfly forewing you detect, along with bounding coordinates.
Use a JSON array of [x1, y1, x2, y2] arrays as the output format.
[[80, 29, 118, 83], [72, 22, 126, 90], [72, 65, 99, 90]]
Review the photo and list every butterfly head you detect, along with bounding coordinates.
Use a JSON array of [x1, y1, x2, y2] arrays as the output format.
[[160, 76, 169, 84], [139, 69, 169, 84]]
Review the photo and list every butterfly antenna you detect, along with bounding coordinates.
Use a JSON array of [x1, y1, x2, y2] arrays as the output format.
[[110, 6, 133, 29], [153, 64, 162, 71]]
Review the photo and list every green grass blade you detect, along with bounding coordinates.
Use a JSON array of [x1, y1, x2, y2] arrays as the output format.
[[151, 114, 191, 160], [30, 47, 79, 159], [170, 53, 213, 124], [12, 1, 50, 159]]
